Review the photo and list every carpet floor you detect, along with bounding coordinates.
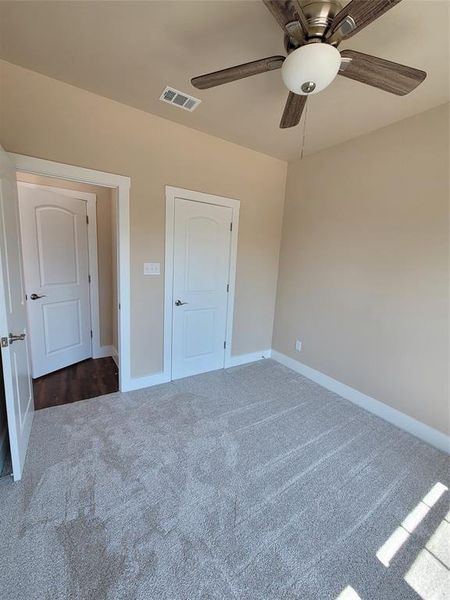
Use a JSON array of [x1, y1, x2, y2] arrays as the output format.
[[0, 359, 448, 599]]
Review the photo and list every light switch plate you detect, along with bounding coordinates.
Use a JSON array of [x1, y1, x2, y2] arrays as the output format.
[[144, 262, 160, 275]]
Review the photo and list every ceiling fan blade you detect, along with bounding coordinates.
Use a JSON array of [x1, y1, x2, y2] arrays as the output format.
[[191, 56, 285, 89], [262, 0, 309, 44], [280, 92, 307, 128], [339, 50, 426, 96], [328, 0, 403, 41]]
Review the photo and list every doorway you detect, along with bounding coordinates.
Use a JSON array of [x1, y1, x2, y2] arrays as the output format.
[[0, 150, 131, 480], [164, 186, 240, 380], [17, 176, 119, 407], [9, 153, 131, 392]]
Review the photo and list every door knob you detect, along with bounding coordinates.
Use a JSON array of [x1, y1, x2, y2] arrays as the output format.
[[175, 300, 188, 306], [30, 293, 46, 300], [9, 332, 26, 344]]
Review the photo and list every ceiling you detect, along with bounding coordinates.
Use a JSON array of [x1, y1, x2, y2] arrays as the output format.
[[0, 0, 448, 161]]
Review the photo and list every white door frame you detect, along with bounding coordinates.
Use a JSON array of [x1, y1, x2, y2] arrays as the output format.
[[164, 186, 240, 380], [17, 182, 108, 367], [9, 154, 131, 392]]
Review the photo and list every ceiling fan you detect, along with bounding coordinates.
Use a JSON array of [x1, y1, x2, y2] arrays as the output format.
[[191, 0, 427, 128]]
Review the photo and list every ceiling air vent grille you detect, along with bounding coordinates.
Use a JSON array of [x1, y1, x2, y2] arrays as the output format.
[[159, 87, 201, 112]]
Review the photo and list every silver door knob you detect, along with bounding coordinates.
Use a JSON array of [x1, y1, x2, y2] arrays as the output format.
[[9, 332, 26, 344], [30, 293, 46, 300], [175, 300, 188, 306]]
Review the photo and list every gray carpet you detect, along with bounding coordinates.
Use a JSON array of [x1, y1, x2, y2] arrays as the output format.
[[0, 359, 448, 600]]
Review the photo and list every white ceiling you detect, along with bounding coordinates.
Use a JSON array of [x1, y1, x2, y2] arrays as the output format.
[[0, 0, 448, 160]]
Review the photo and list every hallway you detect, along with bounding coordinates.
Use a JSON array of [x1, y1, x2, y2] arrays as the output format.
[[33, 357, 119, 410]]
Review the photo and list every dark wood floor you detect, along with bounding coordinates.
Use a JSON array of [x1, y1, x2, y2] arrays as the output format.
[[33, 357, 119, 410]]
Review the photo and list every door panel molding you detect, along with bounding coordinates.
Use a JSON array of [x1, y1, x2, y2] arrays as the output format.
[[165, 186, 240, 381]]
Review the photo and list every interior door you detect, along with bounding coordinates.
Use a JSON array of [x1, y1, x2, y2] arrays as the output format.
[[172, 198, 232, 380], [18, 185, 92, 378], [0, 146, 34, 481]]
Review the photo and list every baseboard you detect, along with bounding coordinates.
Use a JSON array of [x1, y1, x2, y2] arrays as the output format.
[[123, 371, 171, 393], [271, 350, 450, 455], [122, 350, 272, 393], [93, 345, 116, 360], [110, 346, 119, 368], [226, 349, 272, 368]]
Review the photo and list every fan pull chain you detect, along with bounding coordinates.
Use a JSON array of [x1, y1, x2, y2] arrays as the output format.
[[300, 101, 309, 160]]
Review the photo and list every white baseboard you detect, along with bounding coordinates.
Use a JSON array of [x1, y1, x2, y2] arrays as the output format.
[[110, 346, 119, 368], [93, 345, 118, 361], [123, 371, 171, 393], [121, 349, 272, 393], [271, 350, 450, 455], [225, 349, 272, 368]]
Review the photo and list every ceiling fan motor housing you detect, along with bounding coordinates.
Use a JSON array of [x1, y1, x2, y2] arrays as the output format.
[[302, 0, 343, 39], [284, 0, 343, 52]]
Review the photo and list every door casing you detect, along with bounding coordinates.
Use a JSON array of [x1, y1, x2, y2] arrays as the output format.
[[164, 186, 240, 381], [9, 154, 131, 392]]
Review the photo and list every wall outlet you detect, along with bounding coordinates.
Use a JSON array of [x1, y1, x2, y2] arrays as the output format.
[[144, 262, 160, 275], [295, 340, 302, 352]]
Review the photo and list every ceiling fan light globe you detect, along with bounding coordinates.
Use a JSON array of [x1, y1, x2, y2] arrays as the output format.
[[281, 43, 341, 95]]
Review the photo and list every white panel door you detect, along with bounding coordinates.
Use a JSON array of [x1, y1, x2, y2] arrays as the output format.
[[18, 185, 92, 378], [172, 198, 232, 380], [0, 146, 34, 481]]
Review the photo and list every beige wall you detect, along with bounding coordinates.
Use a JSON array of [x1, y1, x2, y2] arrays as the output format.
[[2, 59, 447, 436], [16, 173, 116, 348], [273, 104, 450, 435], [0, 60, 287, 377]]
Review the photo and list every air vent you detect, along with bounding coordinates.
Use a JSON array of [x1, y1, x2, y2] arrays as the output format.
[[159, 87, 201, 112]]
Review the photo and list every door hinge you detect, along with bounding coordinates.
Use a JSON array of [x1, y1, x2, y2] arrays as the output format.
[[86, 215, 89, 225], [1, 337, 8, 348], [90, 330, 93, 338], [88, 274, 91, 283], [224, 341, 227, 349], [230, 222, 233, 231], [226, 284, 229, 292], [119, 303, 121, 310]]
